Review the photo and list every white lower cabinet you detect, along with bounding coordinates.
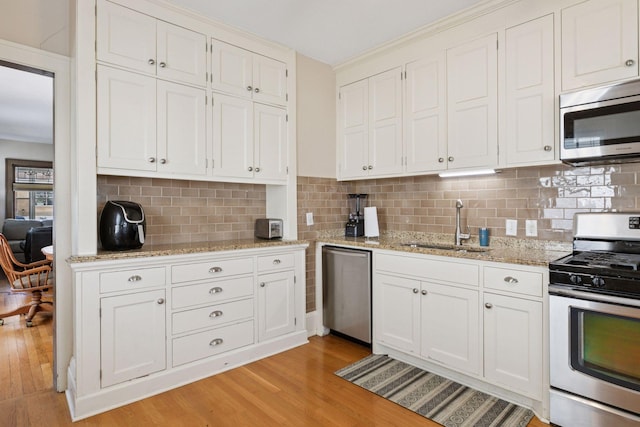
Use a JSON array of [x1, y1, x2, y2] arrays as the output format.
[[69, 245, 307, 421]]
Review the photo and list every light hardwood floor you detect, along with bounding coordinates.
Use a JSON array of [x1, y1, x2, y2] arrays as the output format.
[[0, 284, 549, 426]]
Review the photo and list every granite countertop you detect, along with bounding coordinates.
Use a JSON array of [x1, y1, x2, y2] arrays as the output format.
[[68, 239, 309, 263], [317, 231, 572, 267]]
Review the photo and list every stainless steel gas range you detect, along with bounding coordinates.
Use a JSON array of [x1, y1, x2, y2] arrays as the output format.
[[549, 213, 640, 427]]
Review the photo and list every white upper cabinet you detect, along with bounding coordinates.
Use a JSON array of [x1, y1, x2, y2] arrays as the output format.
[[97, 0, 207, 87], [404, 55, 447, 173], [446, 33, 498, 170], [211, 39, 288, 106], [338, 68, 403, 180], [505, 15, 555, 166], [561, 0, 639, 91]]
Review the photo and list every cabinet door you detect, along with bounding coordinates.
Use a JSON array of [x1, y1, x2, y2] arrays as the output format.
[[258, 270, 296, 341], [157, 80, 207, 176], [97, 66, 157, 171], [374, 274, 420, 354], [447, 34, 498, 170], [96, 0, 156, 74], [254, 103, 288, 182], [100, 289, 166, 388], [156, 21, 207, 86], [421, 283, 480, 375], [211, 40, 253, 98], [405, 56, 447, 173], [484, 293, 542, 399], [338, 79, 369, 179], [561, 0, 638, 90], [212, 93, 254, 179], [253, 54, 288, 105], [506, 15, 555, 166], [368, 68, 403, 177]]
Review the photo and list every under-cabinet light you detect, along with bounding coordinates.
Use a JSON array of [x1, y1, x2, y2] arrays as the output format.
[[438, 169, 497, 178]]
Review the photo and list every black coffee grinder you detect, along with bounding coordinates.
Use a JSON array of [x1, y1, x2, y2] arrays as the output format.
[[345, 193, 368, 237]]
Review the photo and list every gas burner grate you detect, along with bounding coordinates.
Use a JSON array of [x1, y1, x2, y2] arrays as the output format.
[[568, 251, 640, 271]]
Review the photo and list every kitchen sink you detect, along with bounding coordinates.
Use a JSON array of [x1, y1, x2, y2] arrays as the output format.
[[400, 243, 489, 253]]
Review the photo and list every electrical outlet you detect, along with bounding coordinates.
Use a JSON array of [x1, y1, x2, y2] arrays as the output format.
[[526, 219, 538, 237], [306, 212, 314, 226], [506, 219, 518, 236]]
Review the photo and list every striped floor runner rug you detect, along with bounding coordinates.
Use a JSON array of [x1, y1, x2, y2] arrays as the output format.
[[336, 354, 534, 427]]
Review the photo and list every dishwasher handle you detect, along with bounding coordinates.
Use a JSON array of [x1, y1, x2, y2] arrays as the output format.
[[324, 247, 370, 259]]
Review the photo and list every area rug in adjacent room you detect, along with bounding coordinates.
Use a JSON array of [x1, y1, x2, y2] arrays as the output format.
[[336, 354, 534, 427]]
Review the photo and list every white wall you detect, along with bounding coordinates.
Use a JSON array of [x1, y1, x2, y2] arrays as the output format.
[[296, 53, 336, 178], [0, 139, 54, 224], [0, 0, 70, 56]]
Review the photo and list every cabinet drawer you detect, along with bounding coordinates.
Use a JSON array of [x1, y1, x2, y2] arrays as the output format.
[[376, 253, 479, 286], [172, 298, 254, 335], [99, 267, 166, 293], [172, 320, 254, 366], [484, 266, 542, 297], [172, 276, 254, 309], [171, 257, 253, 283], [257, 253, 295, 272]]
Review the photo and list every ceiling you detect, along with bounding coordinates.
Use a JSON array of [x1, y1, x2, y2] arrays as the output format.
[[164, 0, 487, 66]]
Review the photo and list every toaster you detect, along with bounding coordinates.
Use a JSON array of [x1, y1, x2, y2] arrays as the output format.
[[255, 218, 283, 239]]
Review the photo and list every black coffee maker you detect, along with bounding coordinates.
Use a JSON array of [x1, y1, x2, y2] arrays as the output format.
[[345, 194, 367, 237]]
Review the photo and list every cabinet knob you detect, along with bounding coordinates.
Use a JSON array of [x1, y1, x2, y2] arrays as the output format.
[[448, 156, 454, 162], [260, 282, 266, 287], [504, 276, 519, 284], [438, 157, 444, 163], [209, 310, 223, 318], [626, 59, 635, 67], [485, 303, 493, 309], [362, 165, 367, 171], [157, 298, 165, 305], [412, 288, 419, 294], [254, 87, 260, 93], [247, 86, 253, 91], [148, 59, 155, 65], [209, 266, 223, 273], [248, 166, 253, 171], [127, 275, 142, 282], [543, 145, 552, 152], [273, 259, 281, 265], [255, 167, 260, 172], [421, 290, 427, 295], [368, 165, 373, 170], [159, 62, 166, 68], [159, 158, 167, 164], [209, 338, 224, 347], [209, 286, 223, 294], [148, 157, 156, 163]]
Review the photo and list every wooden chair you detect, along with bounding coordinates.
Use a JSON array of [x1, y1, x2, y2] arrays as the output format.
[[0, 233, 53, 327]]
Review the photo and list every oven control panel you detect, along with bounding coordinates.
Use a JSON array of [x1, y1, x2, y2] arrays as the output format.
[[629, 217, 640, 229]]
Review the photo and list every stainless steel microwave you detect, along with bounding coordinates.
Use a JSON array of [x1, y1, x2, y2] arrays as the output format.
[[560, 78, 640, 165]]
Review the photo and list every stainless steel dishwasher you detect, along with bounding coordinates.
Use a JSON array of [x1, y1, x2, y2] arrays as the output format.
[[322, 245, 371, 344]]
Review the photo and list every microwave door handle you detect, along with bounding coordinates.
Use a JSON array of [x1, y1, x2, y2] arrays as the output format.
[[138, 224, 145, 244]]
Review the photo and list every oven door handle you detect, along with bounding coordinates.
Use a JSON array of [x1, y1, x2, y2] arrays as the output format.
[[549, 284, 640, 308]]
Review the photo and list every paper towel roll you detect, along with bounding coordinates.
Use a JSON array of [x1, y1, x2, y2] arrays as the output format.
[[364, 206, 379, 238]]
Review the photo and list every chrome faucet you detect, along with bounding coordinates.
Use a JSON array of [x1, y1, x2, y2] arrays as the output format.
[[455, 199, 470, 246]]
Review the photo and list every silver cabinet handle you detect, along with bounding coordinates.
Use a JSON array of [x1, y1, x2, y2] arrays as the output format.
[[128, 275, 142, 282], [148, 59, 155, 65], [159, 62, 166, 68], [485, 302, 493, 309], [448, 156, 454, 162], [626, 59, 635, 66], [255, 167, 260, 172], [157, 298, 165, 305], [209, 310, 223, 318], [260, 282, 266, 287], [421, 290, 427, 295], [209, 338, 224, 347], [159, 158, 167, 164], [438, 157, 444, 163], [273, 259, 281, 265], [209, 267, 223, 273], [148, 157, 156, 163], [246, 86, 253, 91], [209, 286, 223, 294], [504, 276, 519, 284], [248, 166, 253, 171], [362, 165, 367, 170], [543, 145, 552, 152], [254, 87, 260, 93], [368, 165, 373, 170], [412, 288, 419, 294]]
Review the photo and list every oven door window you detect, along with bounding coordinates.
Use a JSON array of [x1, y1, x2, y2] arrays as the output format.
[[563, 101, 640, 149], [570, 308, 640, 391]]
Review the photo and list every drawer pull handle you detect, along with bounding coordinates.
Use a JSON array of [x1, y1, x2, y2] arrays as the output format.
[[209, 287, 223, 294], [157, 298, 165, 305], [412, 288, 419, 294], [273, 259, 281, 265], [209, 338, 224, 347], [504, 276, 518, 284], [209, 310, 223, 318], [209, 267, 223, 273], [128, 275, 142, 282], [485, 303, 493, 309]]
